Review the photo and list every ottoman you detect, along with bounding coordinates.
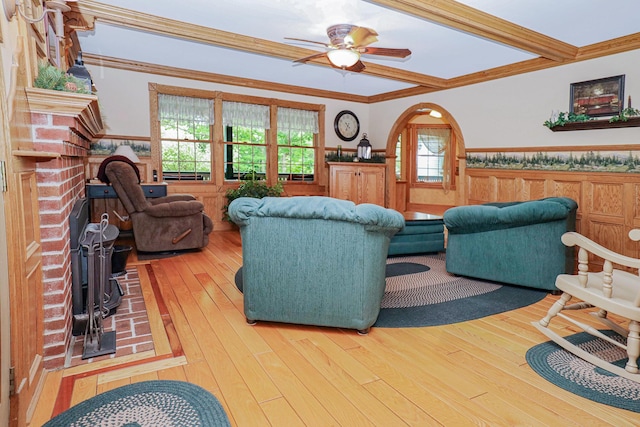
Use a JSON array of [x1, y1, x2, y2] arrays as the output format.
[[388, 212, 445, 256]]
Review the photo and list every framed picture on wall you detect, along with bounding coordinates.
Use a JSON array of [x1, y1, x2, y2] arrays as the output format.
[[570, 75, 625, 117]]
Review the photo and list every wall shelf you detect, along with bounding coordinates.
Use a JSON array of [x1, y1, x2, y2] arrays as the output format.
[[548, 117, 640, 131]]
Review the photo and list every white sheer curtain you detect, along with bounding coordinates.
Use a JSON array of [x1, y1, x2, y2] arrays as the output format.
[[222, 101, 270, 129], [158, 94, 214, 124], [277, 107, 319, 133], [418, 127, 451, 192]]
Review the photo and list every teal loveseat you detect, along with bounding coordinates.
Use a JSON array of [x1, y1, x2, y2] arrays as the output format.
[[443, 197, 578, 291], [228, 196, 404, 334]]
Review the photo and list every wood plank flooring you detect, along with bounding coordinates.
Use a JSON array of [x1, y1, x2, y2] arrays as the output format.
[[30, 230, 639, 426]]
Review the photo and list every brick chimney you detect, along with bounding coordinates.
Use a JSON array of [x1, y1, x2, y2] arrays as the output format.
[[26, 88, 103, 369]]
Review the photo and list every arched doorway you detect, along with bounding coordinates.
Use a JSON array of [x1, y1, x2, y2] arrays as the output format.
[[384, 103, 466, 212]]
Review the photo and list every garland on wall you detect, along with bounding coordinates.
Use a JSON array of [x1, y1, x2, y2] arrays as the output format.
[[325, 152, 386, 163]]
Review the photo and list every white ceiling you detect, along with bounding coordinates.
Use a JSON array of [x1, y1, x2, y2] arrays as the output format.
[[75, 0, 640, 97]]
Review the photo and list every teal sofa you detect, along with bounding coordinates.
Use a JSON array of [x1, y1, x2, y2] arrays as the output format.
[[228, 196, 404, 334], [443, 197, 578, 291]]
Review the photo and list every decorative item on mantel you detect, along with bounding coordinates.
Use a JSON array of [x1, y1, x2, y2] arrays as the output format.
[[33, 61, 92, 94], [357, 133, 372, 160], [67, 52, 94, 93]]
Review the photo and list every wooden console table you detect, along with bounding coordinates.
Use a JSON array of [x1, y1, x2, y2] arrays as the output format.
[[86, 182, 167, 224]]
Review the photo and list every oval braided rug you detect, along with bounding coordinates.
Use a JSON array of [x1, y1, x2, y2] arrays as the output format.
[[43, 380, 231, 427], [375, 253, 547, 327], [526, 331, 640, 412]]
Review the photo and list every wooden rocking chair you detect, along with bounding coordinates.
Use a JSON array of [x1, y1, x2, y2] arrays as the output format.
[[532, 229, 640, 383]]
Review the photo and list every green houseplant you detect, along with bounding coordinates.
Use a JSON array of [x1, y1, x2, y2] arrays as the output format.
[[222, 174, 284, 222], [33, 61, 91, 94]]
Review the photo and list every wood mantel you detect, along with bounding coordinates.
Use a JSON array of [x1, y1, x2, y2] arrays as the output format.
[[25, 87, 104, 138]]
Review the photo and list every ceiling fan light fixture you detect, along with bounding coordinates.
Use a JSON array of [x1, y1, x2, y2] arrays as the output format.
[[327, 49, 360, 68]]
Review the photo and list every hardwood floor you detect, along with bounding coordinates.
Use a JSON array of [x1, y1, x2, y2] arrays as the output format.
[[30, 230, 638, 426]]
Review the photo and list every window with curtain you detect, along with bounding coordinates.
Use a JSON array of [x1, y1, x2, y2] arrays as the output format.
[[413, 125, 452, 190], [395, 133, 403, 179], [159, 94, 214, 181], [276, 107, 318, 181], [223, 101, 270, 180], [152, 86, 324, 185]]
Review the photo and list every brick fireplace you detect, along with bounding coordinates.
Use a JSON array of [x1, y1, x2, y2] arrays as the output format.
[[26, 88, 103, 369]]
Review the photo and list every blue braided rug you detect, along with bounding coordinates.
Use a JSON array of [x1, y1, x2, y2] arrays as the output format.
[[43, 380, 231, 426], [526, 331, 640, 412], [375, 253, 547, 327]]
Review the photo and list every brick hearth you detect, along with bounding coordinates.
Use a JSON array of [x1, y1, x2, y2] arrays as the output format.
[[65, 268, 154, 367]]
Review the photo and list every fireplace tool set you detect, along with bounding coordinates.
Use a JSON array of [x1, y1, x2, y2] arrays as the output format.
[[79, 213, 119, 359]]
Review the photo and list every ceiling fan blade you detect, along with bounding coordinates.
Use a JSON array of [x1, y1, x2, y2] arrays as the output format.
[[284, 37, 332, 48], [359, 47, 412, 58], [345, 60, 366, 73], [293, 51, 328, 63], [346, 26, 378, 47], [330, 60, 366, 73]]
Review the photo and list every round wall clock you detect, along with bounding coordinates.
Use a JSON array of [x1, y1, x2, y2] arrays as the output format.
[[334, 110, 360, 141]]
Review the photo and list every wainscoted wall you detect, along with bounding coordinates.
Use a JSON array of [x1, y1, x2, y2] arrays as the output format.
[[464, 166, 640, 268]]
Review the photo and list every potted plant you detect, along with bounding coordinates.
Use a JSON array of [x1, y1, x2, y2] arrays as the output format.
[[33, 61, 92, 94], [222, 173, 284, 222]]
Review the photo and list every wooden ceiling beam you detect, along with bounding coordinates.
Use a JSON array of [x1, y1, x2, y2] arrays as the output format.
[[71, 0, 447, 89], [368, 0, 578, 62], [82, 54, 372, 103]]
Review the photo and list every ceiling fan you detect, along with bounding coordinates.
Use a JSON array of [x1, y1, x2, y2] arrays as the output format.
[[286, 24, 411, 72]]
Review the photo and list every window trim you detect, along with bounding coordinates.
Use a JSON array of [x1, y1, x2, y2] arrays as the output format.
[[149, 83, 325, 186]]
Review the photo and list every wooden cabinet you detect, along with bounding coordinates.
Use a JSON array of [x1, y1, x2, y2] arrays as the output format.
[[328, 162, 386, 206]]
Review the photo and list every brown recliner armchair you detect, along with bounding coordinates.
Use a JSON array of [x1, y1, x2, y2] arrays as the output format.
[[103, 160, 213, 252]]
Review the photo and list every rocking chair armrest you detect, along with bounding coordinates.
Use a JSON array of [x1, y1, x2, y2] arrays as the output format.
[[561, 231, 640, 269]]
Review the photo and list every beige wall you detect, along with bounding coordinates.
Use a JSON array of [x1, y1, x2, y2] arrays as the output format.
[[87, 49, 640, 213], [89, 49, 639, 153], [87, 66, 373, 151], [370, 49, 640, 150]]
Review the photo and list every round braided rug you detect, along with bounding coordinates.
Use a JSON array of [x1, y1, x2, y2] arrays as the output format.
[[382, 253, 500, 308], [526, 331, 640, 412], [375, 253, 547, 327], [43, 380, 231, 427]]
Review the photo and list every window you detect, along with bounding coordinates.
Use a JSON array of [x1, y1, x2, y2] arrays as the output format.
[[152, 85, 323, 185], [395, 133, 402, 179], [222, 101, 269, 180], [158, 94, 214, 181], [276, 108, 318, 181], [410, 124, 453, 190]]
